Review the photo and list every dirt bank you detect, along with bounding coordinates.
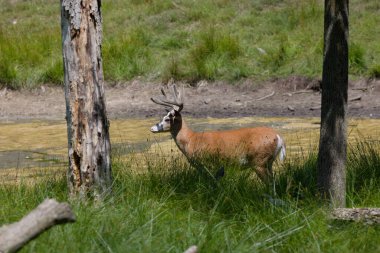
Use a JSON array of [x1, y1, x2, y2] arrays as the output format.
[[0, 76, 379, 122]]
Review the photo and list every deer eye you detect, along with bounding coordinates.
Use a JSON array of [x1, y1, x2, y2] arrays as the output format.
[[164, 118, 170, 122]]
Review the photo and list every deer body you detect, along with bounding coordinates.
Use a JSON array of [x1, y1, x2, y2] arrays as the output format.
[[150, 85, 285, 182]]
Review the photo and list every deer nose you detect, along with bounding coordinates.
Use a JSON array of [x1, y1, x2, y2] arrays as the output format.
[[151, 124, 160, 132]]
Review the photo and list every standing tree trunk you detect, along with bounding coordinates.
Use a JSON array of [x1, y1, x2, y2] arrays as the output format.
[[61, 0, 112, 199], [317, 0, 349, 207]]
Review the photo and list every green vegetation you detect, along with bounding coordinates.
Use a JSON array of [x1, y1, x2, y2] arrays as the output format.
[[0, 0, 379, 89], [1, 140, 379, 252]]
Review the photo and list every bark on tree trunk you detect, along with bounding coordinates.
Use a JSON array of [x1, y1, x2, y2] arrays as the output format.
[[0, 199, 75, 253], [61, 0, 112, 199], [317, 0, 349, 207]]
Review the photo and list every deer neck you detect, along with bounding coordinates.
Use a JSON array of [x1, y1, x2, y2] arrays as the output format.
[[170, 117, 194, 156]]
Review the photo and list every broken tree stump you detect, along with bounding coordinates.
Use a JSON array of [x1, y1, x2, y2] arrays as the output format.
[[331, 208, 380, 224], [0, 198, 76, 253]]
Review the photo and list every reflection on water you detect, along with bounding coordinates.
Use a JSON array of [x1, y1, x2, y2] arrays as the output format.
[[0, 117, 379, 177]]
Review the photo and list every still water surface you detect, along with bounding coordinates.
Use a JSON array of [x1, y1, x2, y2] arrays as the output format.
[[0, 117, 378, 178]]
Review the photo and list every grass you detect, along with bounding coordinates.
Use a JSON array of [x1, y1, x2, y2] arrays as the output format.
[[1, 140, 379, 252], [0, 0, 379, 88]]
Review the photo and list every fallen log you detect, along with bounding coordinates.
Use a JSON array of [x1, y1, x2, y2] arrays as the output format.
[[331, 208, 380, 224], [0, 198, 76, 253]]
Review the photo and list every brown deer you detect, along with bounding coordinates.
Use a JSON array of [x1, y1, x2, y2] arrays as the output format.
[[150, 85, 286, 183]]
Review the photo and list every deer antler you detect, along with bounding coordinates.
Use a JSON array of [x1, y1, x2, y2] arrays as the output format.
[[151, 84, 184, 112]]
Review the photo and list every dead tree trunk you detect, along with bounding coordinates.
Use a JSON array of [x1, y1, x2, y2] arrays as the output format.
[[0, 199, 75, 253], [61, 0, 112, 199], [331, 208, 380, 224], [317, 0, 349, 207]]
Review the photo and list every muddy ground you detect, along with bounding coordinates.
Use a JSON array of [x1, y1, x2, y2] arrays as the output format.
[[0, 76, 379, 122]]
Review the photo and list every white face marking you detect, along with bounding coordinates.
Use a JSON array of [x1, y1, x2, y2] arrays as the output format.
[[150, 111, 174, 133]]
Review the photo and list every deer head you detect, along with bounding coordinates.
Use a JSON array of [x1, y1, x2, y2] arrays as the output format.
[[150, 84, 184, 133]]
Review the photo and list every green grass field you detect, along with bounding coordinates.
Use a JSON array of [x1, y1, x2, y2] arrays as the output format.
[[1, 141, 379, 252], [0, 0, 379, 89], [1, 1, 379, 252]]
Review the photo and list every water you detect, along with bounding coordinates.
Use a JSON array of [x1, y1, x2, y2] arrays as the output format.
[[0, 117, 379, 182]]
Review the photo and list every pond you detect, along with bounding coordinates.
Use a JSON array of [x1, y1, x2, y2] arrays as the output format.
[[0, 117, 379, 183]]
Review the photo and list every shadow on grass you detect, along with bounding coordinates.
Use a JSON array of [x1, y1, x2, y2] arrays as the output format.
[[0, 139, 379, 252], [112, 138, 380, 217]]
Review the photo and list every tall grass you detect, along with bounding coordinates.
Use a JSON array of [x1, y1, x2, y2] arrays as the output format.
[[0, 0, 379, 88], [347, 140, 380, 206], [1, 140, 379, 252], [186, 27, 246, 81], [103, 28, 153, 82]]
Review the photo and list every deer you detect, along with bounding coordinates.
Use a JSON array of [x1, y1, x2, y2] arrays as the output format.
[[150, 84, 286, 183]]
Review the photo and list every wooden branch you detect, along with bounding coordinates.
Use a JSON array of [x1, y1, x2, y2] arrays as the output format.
[[282, 90, 314, 96], [309, 105, 321, 110], [184, 245, 198, 253], [0, 198, 76, 253], [254, 91, 275, 101], [352, 87, 368, 91], [331, 208, 380, 224], [348, 95, 362, 102], [172, 1, 186, 12], [287, 105, 295, 111]]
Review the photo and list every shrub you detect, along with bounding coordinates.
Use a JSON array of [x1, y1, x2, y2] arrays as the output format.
[[187, 27, 242, 81], [0, 61, 17, 88], [369, 64, 380, 78], [40, 60, 64, 85], [349, 43, 366, 74], [259, 36, 291, 73], [103, 28, 153, 81], [162, 56, 184, 82]]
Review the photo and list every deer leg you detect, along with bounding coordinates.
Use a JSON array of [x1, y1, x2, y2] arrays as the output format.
[[266, 158, 275, 178], [214, 166, 225, 180], [254, 162, 274, 184], [189, 158, 213, 177], [188, 158, 224, 180], [255, 166, 270, 183]]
